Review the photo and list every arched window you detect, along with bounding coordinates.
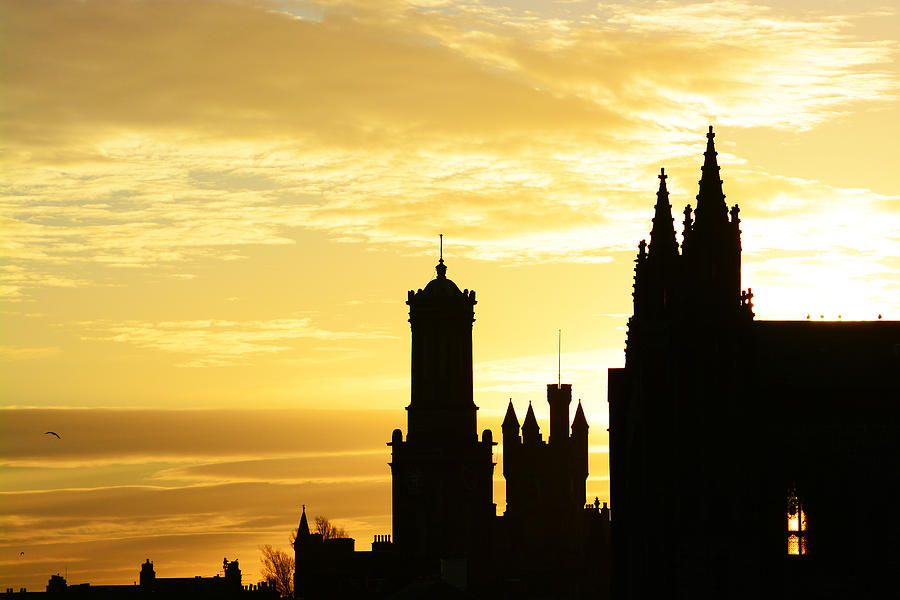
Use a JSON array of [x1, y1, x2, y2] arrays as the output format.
[[787, 487, 808, 556]]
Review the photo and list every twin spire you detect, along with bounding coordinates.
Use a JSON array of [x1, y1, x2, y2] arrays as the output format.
[[648, 125, 726, 258]]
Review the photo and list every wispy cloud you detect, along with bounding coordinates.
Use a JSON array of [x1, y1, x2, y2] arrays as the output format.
[[1, 0, 897, 297], [76, 318, 393, 367], [0, 345, 60, 361]]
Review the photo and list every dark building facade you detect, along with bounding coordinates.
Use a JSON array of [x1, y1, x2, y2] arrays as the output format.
[[609, 127, 900, 599], [293, 506, 396, 599]]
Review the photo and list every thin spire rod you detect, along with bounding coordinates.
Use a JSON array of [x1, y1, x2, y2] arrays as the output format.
[[439, 233, 443, 261], [558, 329, 561, 387]]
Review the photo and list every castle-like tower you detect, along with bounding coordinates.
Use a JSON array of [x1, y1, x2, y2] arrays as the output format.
[[388, 251, 495, 570], [502, 384, 588, 534]]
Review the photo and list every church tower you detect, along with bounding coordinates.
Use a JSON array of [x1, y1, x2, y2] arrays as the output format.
[[389, 245, 495, 573], [610, 127, 756, 599]]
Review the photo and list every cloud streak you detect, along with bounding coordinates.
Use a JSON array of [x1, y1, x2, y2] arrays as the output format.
[[75, 318, 393, 367]]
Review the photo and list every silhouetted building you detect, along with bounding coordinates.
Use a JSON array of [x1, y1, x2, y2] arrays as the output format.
[[293, 505, 398, 599], [294, 251, 609, 598], [502, 386, 588, 534], [389, 255, 495, 574], [7, 558, 278, 598], [609, 127, 900, 599], [496, 387, 609, 597]]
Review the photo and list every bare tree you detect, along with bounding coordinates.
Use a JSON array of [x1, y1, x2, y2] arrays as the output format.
[[259, 544, 294, 599], [314, 515, 347, 539]]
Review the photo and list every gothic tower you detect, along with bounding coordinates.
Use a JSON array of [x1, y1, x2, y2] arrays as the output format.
[[388, 250, 495, 572], [610, 127, 756, 599]]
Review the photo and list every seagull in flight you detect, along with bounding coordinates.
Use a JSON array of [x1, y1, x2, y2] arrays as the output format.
[[44, 431, 61, 439]]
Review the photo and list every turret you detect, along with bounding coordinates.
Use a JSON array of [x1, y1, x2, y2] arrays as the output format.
[[139, 559, 155, 588], [547, 384, 572, 446], [571, 400, 589, 490], [522, 402, 542, 445], [571, 400, 588, 440], [633, 168, 682, 320], [223, 558, 241, 587], [648, 168, 678, 261], [294, 504, 310, 550], [502, 399, 520, 441], [502, 400, 520, 482]]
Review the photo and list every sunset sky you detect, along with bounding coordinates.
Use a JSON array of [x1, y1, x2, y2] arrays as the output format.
[[2, 0, 898, 591]]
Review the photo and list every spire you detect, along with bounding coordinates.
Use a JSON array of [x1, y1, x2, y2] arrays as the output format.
[[502, 399, 520, 431], [522, 401, 541, 443], [436, 233, 447, 279], [572, 399, 588, 436], [694, 126, 728, 227], [648, 167, 678, 260], [296, 504, 310, 546]]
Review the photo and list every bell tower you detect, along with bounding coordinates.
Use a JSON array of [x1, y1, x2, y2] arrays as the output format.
[[389, 241, 495, 575]]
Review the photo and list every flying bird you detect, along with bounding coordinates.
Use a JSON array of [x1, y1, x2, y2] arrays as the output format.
[[44, 431, 61, 439]]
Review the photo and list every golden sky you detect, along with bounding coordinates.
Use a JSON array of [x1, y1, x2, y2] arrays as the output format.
[[1, 0, 898, 590]]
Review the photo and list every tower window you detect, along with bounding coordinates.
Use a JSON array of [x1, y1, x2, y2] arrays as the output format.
[[787, 488, 808, 556]]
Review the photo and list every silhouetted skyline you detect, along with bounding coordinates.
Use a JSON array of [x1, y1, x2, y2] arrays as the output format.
[[3, 0, 899, 593]]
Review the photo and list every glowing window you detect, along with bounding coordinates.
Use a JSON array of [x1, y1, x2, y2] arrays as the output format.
[[787, 534, 799, 555], [787, 487, 808, 556]]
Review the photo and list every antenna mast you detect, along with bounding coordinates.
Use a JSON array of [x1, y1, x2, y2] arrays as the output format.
[[558, 329, 561, 387]]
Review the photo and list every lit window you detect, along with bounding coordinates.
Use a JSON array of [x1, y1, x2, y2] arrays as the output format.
[[787, 534, 799, 555], [787, 487, 808, 556]]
